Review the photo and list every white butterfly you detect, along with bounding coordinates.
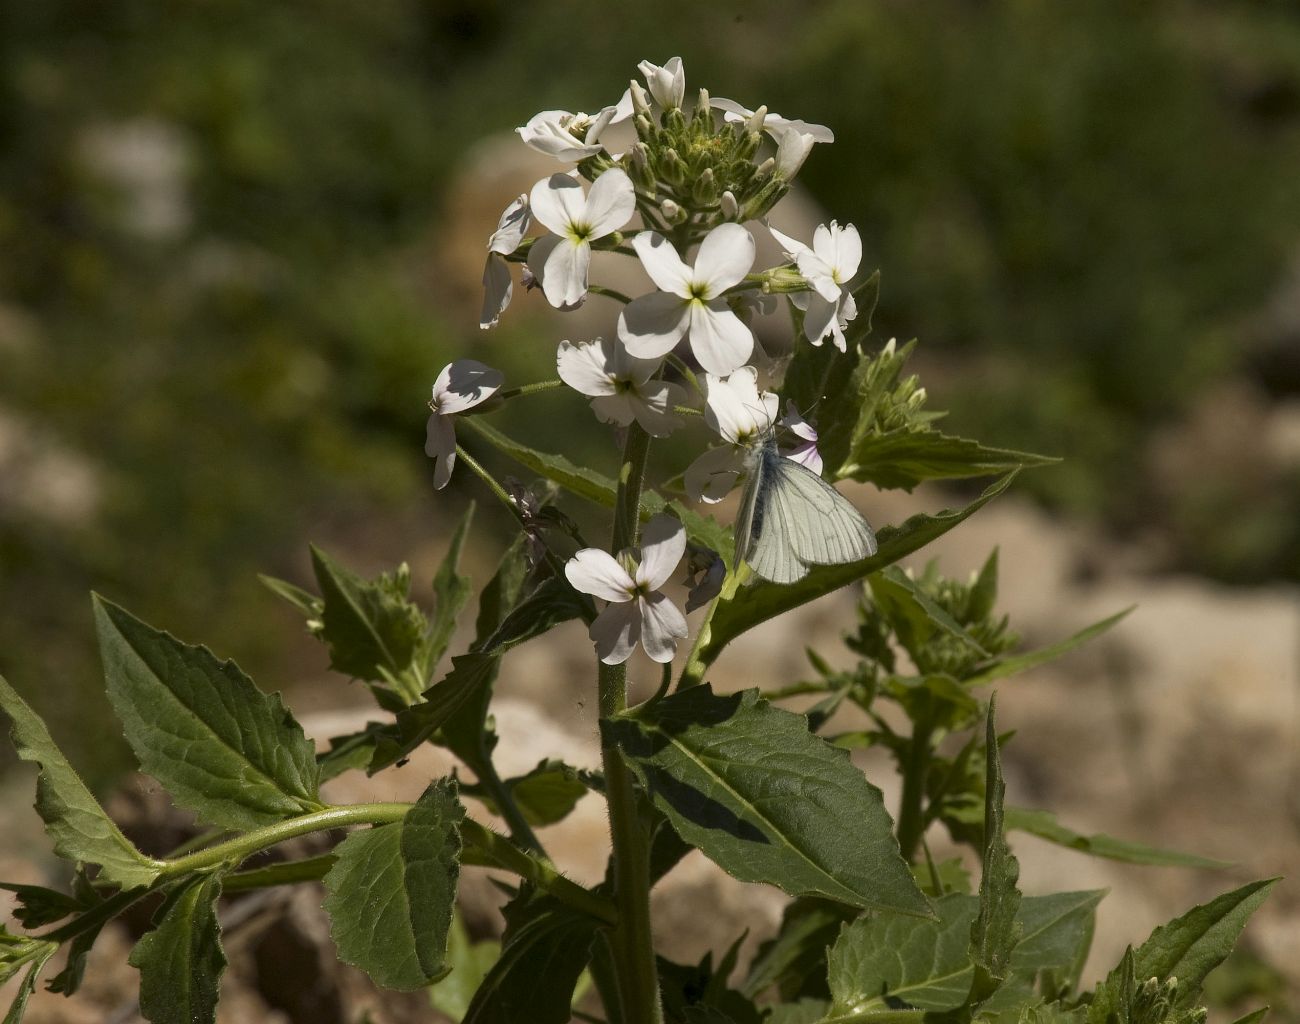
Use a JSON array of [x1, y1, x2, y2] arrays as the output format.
[[733, 433, 877, 584]]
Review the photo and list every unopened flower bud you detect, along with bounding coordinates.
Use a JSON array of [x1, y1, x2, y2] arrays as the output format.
[[692, 166, 717, 204], [738, 130, 763, 161], [660, 198, 682, 222], [882, 337, 897, 357], [746, 104, 768, 134], [720, 190, 739, 220], [635, 113, 654, 140], [660, 148, 685, 185], [907, 387, 927, 410], [754, 156, 775, 179], [694, 87, 711, 123], [630, 80, 652, 119]]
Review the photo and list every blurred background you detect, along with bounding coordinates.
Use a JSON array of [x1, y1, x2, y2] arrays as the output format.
[[0, 0, 1297, 1020]]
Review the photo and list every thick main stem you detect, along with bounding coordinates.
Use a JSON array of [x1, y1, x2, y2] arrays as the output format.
[[600, 423, 664, 1023], [896, 718, 934, 863]]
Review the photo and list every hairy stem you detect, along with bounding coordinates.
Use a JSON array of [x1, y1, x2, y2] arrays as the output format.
[[896, 717, 934, 863], [600, 422, 664, 1023], [495, 378, 565, 402]]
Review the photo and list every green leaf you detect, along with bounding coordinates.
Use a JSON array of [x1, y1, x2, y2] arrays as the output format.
[[1005, 808, 1230, 870], [966, 609, 1134, 688], [606, 686, 929, 915], [1011, 891, 1104, 991], [129, 873, 226, 1024], [744, 898, 856, 1001], [684, 474, 1016, 683], [258, 574, 323, 619], [1225, 1010, 1269, 1024], [46, 918, 104, 995], [0, 674, 159, 889], [2, 944, 57, 1024], [370, 654, 500, 772], [310, 546, 427, 682], [318, 722, 394, 782], [1086, 879, 1278, 1024], [427, 502, 476, 672], [94, 596, 322, 831], [839, 430, 1056, 492], [322, 779, 463, 990], [969, 699, 1023, 1008], [768, 1000, 830, 1024], [475, 574, 595, 650], [828, 892, 980, 1015], [462, 891, 596, 1024], [430, 911, 500, 1022], [499, 760, 589, 828], [0, 883, 88, 929], [869, 566, 988, 657]]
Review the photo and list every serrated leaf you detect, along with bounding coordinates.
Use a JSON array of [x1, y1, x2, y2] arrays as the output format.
[[828, 892, 980, 1015], [429, 911, 500, 1022], [0, 883, 88, 929], [318, 722, 395, 782], [969, 699, 1023, 1008], [869, 567, 988, 657], [839, 430, 1056, 492], [462, 891, 596, 1024], [46, 918, 103, 996], [743, 898, 855, 1001], [0, 674, 159, 889], [94, 596, 321, 831], [943, 803, 1231, 869], [683, 475, 1016, 684], [129, 873, 226, 1024], [475, 574, 594, 650], [310, 546, 426, 682], [427, 503, 476, 672], [966, 609, 1133, 688], [322, 779, 463, 990], [607, 686, 929, 915], [1086, 879, 1278, 1024]]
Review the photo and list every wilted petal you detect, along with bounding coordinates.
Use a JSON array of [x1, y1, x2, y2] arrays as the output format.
[[434, 360, 504, 414], [685, 552, 726, 612], [688, 301, 753, 376], [488, 194, 531, 255], [542, 238, 591, 308], [530, 173, 587, 236], [585, 168, 636, 237], [589, 601, 641, 665], [636, 513, 687, 591], [629, 380, 687, 437], [557, 338, 617, 397], [694, 223, 756, 295], [619, 291, 689, 359], [632, 231, 693, 295], [638, 592, 688, 663], [566, 548, 636, 602], [480, 253, 513, 330], [424, 415, 457, 489], [685, 444, 746, 504]]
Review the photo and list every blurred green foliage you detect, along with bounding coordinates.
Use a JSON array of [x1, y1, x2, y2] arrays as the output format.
[[1, 0, 1299, 778]]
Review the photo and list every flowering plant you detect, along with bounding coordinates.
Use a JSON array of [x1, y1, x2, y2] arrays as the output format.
[[0, 59, 1273, 1024]]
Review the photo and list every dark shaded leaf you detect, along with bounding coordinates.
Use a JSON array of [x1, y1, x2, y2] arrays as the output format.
[[840, 430, 1056, 492], [129, 874, 226, 1024], [94, 596, 321, 831], [427, 502, 476, 672], [743, 898, 854, 1001], [607, 686, 929, 915]]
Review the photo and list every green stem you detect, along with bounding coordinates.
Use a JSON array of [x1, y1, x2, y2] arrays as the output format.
[[38, 887, 150, 944], [469, 751, 545, 854], [896, 717, 934, 863], [223, 853, 339, 893], [600, 422, 664, 1023], [495, 379, 565, 402], [588, 284, 633, 305]]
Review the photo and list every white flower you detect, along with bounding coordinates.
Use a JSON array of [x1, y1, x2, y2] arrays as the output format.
[[565, 514, 689, 664], [618, 224, 756, 376], [480, 194, 531, 330], [768, 221, 862, 351], [557, 337, 688, 437], [710, 97, 835, 143], [517, 106, 626, 163], [528, 169, 636, 309], [424, 360, 503, 489], [638, 57, 685, 110], [772, 127, 817, 180], [780, 401, 822, 476], [684, 367, 778, 503]]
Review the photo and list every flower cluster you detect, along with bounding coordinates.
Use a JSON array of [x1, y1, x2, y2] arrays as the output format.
[[433, 57, 871, 664]]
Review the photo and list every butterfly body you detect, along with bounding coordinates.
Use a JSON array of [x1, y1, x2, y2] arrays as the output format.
[[733, 434, 878, 584]]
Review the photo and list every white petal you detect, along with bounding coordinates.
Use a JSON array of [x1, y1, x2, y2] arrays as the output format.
[[631, 232, 692, 296], [541, 238, 591, 309], [434, 360, 504, 413], [688, 301, 754, 376], [589, 601, 641, 665], [702, 367, 757, 442], [636, 513, 687, 591], [605, 334, 664, 385], [487, 194, 531, 255], [566, 548, 635, 602], [638, 56, 685, 109], [765, 114, 835, 144], [684, 444, 746, 504], [767, 223, 811, 260], [584, 168, 636, 237], [780, 401, 818, 442], [797, 249, 843, 302], [618, 291, 690, 359], [637, 592, 688, 663], [530, 173, 587, 236], [557, 339, 617, 397], [709, 96, 752, 122], [517, 111, 604, 162], [800, 292, 838, 346], [629, 380, 686, 437], [480, 253, 512, 330], [692, 223, 755, 295], [830, 222, 861, 278], [590, 393, 639, 427], [773, 128, 814, 179]]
